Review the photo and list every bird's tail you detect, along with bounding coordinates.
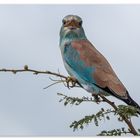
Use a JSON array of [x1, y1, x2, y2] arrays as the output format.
[[122, 93, 140, 115]]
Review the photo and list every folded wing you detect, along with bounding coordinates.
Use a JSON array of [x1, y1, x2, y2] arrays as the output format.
[[63, 39, 127, 99]]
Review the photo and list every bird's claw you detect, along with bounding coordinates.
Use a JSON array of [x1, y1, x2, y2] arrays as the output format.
[[92, 94, 101, 104], [66, 76, 77, 88]]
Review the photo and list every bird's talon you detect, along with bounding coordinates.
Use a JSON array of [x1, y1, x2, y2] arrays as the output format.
[[66, 76, 77, 88], [92, 94, 101, 104]]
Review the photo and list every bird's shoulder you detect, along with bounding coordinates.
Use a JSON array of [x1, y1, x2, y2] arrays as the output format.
[[71, 39, 111, 69]]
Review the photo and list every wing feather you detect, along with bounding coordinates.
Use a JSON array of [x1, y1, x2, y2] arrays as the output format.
[[63, 39, 127, 98]]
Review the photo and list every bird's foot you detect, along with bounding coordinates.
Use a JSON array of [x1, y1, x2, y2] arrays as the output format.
[[92, 93, 101, 104], [66, 76, 77, 88]]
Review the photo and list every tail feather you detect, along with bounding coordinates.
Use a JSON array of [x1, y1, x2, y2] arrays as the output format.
[[93, 84, 140, 114], [122, 93, 140, 114], [103, 86, 140, 114]]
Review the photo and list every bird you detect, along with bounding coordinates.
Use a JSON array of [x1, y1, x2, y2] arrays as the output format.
[[59, 15, 140, 111]]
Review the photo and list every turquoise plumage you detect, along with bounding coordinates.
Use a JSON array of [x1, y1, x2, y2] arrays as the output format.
[[59, 15, 140, 110]]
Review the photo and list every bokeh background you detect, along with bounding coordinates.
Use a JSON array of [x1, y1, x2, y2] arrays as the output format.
[[0, 5, 140, 136]]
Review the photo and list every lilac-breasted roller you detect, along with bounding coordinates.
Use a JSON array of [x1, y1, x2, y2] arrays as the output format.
[[59, 15, 140, 110]]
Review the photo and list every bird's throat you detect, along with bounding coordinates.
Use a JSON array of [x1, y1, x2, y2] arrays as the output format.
[[65, 31, 79, 40], [60, 31, 84, 46]]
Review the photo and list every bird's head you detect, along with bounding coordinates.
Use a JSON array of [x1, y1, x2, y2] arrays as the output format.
[[60, 15, 87, 43]]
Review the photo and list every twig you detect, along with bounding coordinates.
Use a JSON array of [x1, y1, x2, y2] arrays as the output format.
[[0, 65, 67, 79], [0, 65, 82, 88], [57, 93, 97, 103], [43, 81, 65, 89], [0, 66, 139, 135], [99, 94, 138, 136]]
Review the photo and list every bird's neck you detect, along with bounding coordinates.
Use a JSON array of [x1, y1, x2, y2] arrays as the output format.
[[60, 31, 87, 46]]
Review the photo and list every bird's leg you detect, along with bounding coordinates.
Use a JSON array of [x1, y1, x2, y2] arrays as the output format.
[[66, 76, 77, 88], [92, 93, 101, 104]]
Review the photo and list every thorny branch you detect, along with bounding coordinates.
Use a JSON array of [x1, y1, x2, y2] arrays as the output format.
[[99, 94, 138, 135], [0, 65, 67, 79], [0, 65, 139, 136], [57, 93, 98, 106], [0, 65, 82, 89]]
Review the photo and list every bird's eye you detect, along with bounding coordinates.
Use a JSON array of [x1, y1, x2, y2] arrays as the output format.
[[79, 21, 82, 26], [63, 20, 66, 25]]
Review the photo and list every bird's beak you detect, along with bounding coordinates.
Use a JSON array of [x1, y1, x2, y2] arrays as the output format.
[[64, 20, 80, 29]]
